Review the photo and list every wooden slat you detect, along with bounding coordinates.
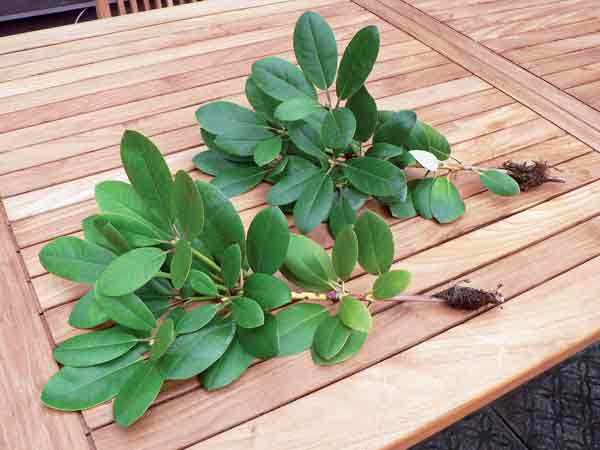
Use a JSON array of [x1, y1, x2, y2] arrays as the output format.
[[545, 62, 600, 90], [503, 32, 600, 64], [187, 254, 600, 450]]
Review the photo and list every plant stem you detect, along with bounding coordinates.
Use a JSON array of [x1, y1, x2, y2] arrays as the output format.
[[190, 247, 221, 272], [291, 291, 331, 302], [377, 294, 446, 303], [155, 271, 171, 279]]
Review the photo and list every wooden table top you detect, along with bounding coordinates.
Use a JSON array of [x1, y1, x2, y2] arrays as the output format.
[[1, 0, 600, 449]]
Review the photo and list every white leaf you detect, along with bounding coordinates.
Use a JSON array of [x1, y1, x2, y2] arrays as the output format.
[[409, 150, 439, 171]]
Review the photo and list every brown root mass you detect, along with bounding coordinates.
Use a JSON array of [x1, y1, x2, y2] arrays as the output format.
[[501, 160, 565, 191], [434, 284, 505, 310]]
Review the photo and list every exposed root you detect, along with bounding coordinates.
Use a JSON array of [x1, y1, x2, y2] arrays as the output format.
[[502, 160, 565, 191], [434, 283, 505, 310]]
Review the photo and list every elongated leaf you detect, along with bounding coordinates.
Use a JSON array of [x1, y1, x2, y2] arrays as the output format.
[[312, 329, 366, 365], [313, 315, 351, 359], [287, 116, 328, 162], [281, 234, 336, 292], [336, 25, 380, 100], [480, 169, 520, 196], [211, 166, 267, 198], [332, 225, 358, 280], [347, 85, 377, 142], [367, 143, 405, 160], [150, 318, 175, 362], [85, 216, 130, 254], [159, 319, 235, 379], [243, 273, 292, 310], [293, 11, 337, 89], [344, 157, 406, 198], [373, 110, 417, 146], [238, 313, 279, 359], [254, 136, 282, 166], [174, 170, 204, 240], [339, 296, 372, 332], [231, 297, 265, 329], [274, 97, 321, 121], [96, 248, 166, 297], [175, 304, 220, 334], [412, 178, 435, 219], [247, 207, 290, 275], [321, 108, 356, 149], [214, 128, 274, 157], [193, 150, 252, 176], [96, 292, 157, 332], [189, 270, 218, 296], [202, 335, 254, 391], [222, 244, 242, 289], [354, 210, 394, 275], [430, 177, 465, 223], [245, 76, 279, 120], [54, 328, 139, 367], [372, 269, 411, 299], [328, 194, 357, 237], [293, 171, 334, 234], [171, 240, 192, 289], [120, 130, 175, 223], [41, 345, 147, 411], [69, 290, 110, 329], [99, 213, 170, 247], [196, 101, 267, 135], [114, 362, 164, 427], [267, 156, 320, 206], [277, 303, 329, 357], [40, 236, 115, 284], [252, 57, 317, 101]]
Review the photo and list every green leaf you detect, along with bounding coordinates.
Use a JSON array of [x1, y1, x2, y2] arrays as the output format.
[[40, 236, 115, 284], [252, 57, 317, 101], [98, 213, 170, 247], [410, 150, 439, 171], [367, 143, 405, 160], [171, 240, 192, 289], [150, 319, 175, 362], [277, 303, 329, 356], [68, 290, 110, 329], [430, 177, 465, 224], [336, 25, 380, 100], [387, 189, 417, 219], [96, 292, 157, 332], [231, 297, 265, 329], [347, 85, 377, 142], [196, 101, 267, 135], [238, 313, 279, 359], [281, 234, 336, 292], [328, 194, 357, 237], [373, 110, 417, 147], [175, 304, 220, 334], [114, 361, 164, 427], [254, 136, 282, 166], [293, 11, 338, 89], [287, 115, 328, 162], [96, 248, 166, 297], [344, 157, 407, 198], [214, 128, 275, 158], [274, 97, 321, 122], [211, 166, 267, 198], [245, 76, 279, 120], [243, 273, 292, 310], [312, 315, 351, 359], [338, 296, 372, 332], [267, 156, 320, 206], [159, 319, 235, 379], [84, 216, 130, 254], [41, 345, 147, 411], [173, 170, 204, 240], [247, 206, 290, 275], [189, 270, 218, 296], [293, 171, 334, 234], [202, 335, 254, 391], [120, 130, 175, 223], [193, 150, 251, 176], [405, 121, 451, 161], [480, 169, 520, 196], [53, 328, 139, 367], [354, 210, 394, 275], [412, 178, 435, 219], [332, 225, 358, 280], [312, 329, 366, 365], [321, 108, 356, 149], [222, 244, 242, 289], [372, 270, 411, 299]]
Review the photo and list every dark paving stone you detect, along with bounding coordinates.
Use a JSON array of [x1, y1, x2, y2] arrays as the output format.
[[410, 407, 528, 450]]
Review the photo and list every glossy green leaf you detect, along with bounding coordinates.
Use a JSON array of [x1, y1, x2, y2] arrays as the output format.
[[96, 292, 157, 332], [254, 136, 282, 166], [336, 25, 380, 100], [287, 116, 328, 162], [159, 319, 235, 379], [267, 156, 320, 206], [84, 215, 130, 254], [245, 75, 279, 120], [312, 329, 367, 365], [214, 128, 274, 157], [293, 171, 334, 234], [231, 297, 265, 329], [150, 319, 175, 362], [274, 97, 321, 122], [281, 234, 336, 292], [96, 248, 166, 297], [193, 150, 252, 176], [252, 57, 317, 101], [367, 143, 405, 160], [328, 194, 357, 237], [202, 335, 254, 391], [405, 121, 451, 160], [277, 303, 329, 357], [243, 273, 292, 310], [430, 176, 465, 224], [222, 244, 242, 289], [68, 290, 110, 329], [189, 270, 218, 296], [174, 170, 204, 240], [344, 157, 407, 198], [480, 169, 520, 196], [387, 189, 417, 219], [196, 101, 267, 135], [338, 296, 372, 332], [372, 270, 411, 299], [171, 240, 192, 289], [41, 345, 147, 411], [211, 166, 267, 198], [293, 11, 338, 89], [120, 130, 175, 223], [412, 178, 435, 219], [313, 315, 351, 359], [332, 225, 358, 280], [53, 328, 139, 367], [321, 108, 356, 149], [354, 210, 394, 275], [40, 236, 115, 284], [175, 304, 220, 334], [97, 213, 170, 247], [246, 206, 290, 275], [114, 362, 164, 427], [373, 110, 417, 146], [238, 313, 279, 359], [347, 85, 377, 142]]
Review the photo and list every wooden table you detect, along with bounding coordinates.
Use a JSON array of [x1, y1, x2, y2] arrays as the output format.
[[1, 0, 600, 449]]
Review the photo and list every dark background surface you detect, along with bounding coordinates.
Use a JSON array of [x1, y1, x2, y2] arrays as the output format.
[[2, 10, 600, 450]]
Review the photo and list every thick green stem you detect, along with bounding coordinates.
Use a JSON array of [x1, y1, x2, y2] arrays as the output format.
[[190, 247, 221, 273]]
